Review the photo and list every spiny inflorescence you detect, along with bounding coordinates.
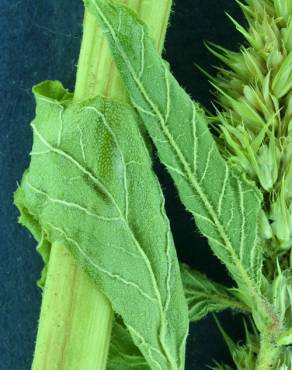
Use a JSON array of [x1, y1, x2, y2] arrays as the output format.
[[208, 1, 292, 368], [209, 0, 292, 260]]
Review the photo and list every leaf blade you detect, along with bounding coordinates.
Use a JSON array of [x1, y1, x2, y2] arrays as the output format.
[[86, 0, 263, 296], [107, 318, 150, 370], [15, 81, 189, 370]]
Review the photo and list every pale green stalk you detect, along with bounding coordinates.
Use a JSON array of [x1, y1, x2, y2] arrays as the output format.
[[31, 1, 172, 369], [31, 245, 112, 370], [75, 2, 172, 101], [255, 335, 280, 370]]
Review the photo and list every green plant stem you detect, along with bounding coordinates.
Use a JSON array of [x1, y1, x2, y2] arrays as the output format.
[[31, 1, 172, 369], [74, 1, 172, 101], [32, 245, 112, 370], [255, 334, 280, 370]]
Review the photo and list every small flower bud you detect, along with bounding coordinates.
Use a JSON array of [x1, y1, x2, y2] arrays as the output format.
[[270, 196, 292, 251], [258, 209, 273, 240], [257, 143, 280, 192]]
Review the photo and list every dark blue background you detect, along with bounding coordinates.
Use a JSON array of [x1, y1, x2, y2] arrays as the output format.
[[0, 1, 245, 369]]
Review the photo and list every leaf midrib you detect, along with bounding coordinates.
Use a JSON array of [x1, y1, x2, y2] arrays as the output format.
[[32, 119, 180, 370], [93, 3, 258, 298]]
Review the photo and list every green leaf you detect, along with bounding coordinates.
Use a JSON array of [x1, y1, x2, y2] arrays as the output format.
[[277, 329, 292, 346], [272, 50, 292, 98], [181, 264, 249, 321], [15, 81, 189, 370], [85, 0, 263, 298], [108, 318, 149, 370]]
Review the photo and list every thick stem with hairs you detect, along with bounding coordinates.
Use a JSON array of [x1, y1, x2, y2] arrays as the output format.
[[255, 334, 280, 370]]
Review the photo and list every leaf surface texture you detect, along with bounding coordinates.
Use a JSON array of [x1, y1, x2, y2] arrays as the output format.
[[108, 318, 150, 370], [15, 81, 188, 370], [86, 0, 263, 296]]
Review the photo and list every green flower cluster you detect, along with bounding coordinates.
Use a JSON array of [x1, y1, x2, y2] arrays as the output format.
[[210, 0, 292, 260], [208, 1, 292, 368]]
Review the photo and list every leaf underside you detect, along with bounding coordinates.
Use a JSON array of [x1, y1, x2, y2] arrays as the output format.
[[86, 0, 263, 298], [15, 81, 188, 370], [108, 317, 150, 370]]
